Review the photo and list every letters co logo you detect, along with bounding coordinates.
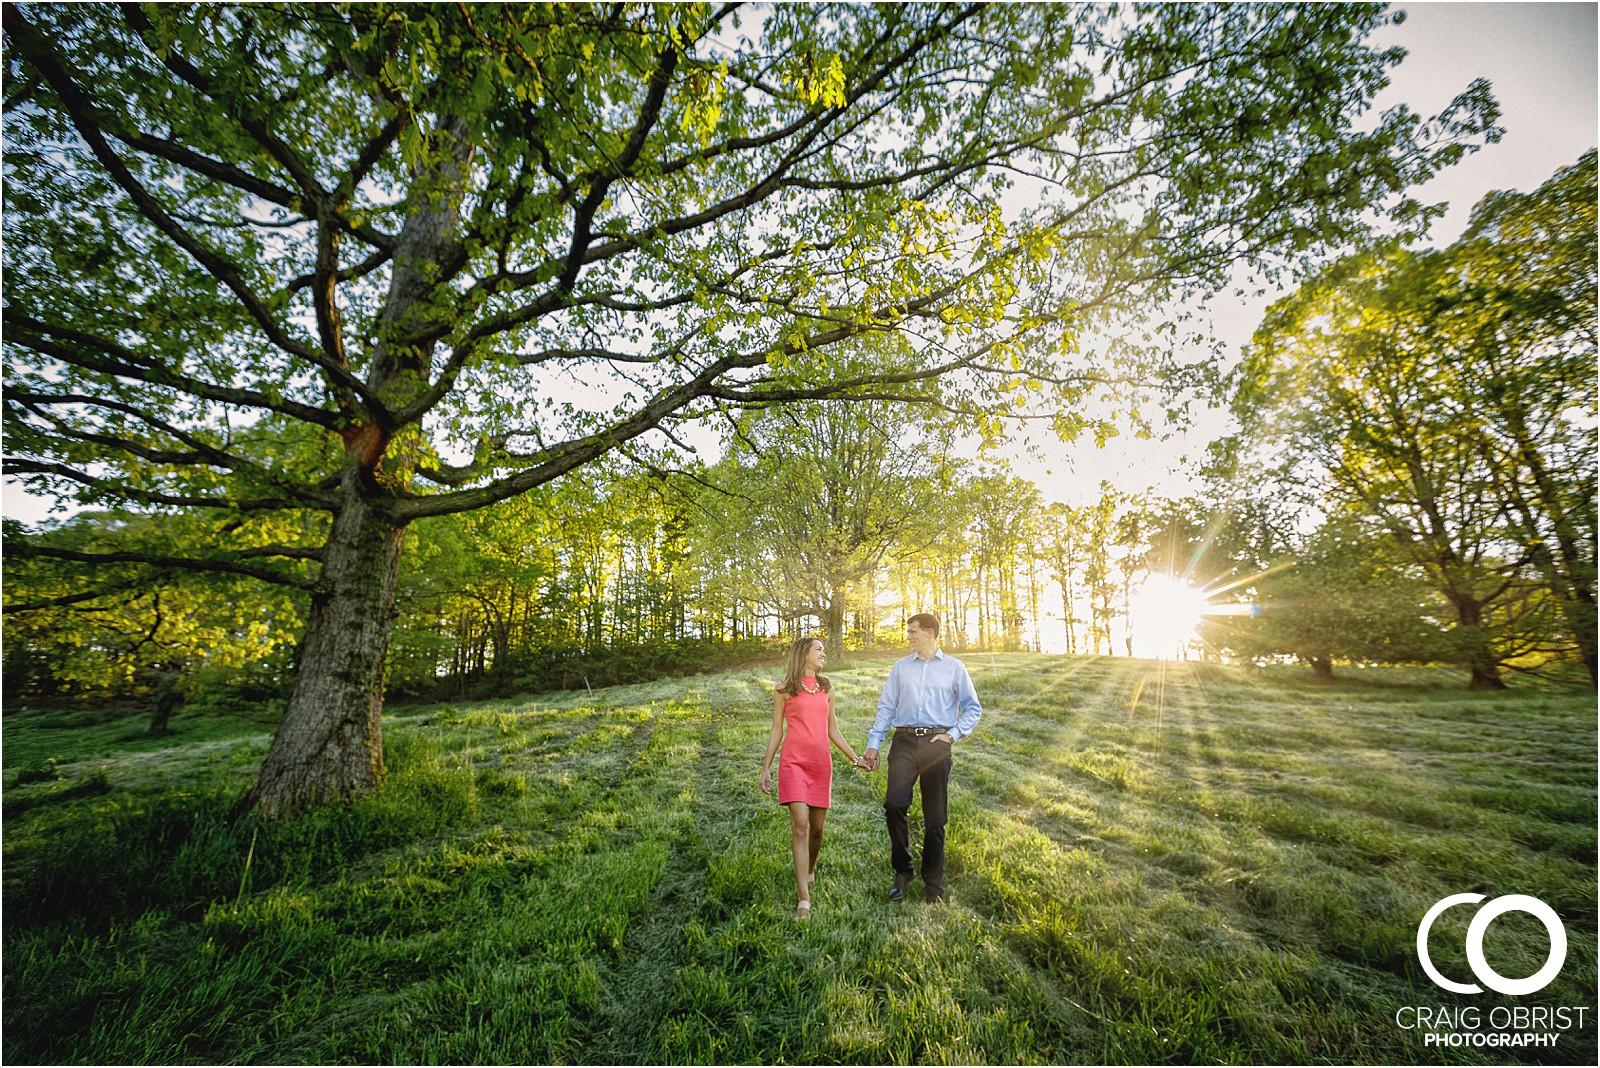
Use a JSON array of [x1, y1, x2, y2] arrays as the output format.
[[1417, 894, 1568, 996]]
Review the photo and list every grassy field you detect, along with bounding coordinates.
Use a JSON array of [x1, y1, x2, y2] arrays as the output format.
[[3, 654, 1595, 1065]]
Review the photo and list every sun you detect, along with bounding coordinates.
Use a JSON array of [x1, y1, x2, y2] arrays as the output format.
[[1129, 574, 1212, 658]]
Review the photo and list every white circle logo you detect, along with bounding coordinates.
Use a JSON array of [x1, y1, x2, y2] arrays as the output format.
[[1417, 893, 1568, 996]]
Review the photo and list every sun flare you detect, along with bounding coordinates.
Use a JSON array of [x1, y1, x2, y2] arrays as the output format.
[[1129, 575, 1213, 658]]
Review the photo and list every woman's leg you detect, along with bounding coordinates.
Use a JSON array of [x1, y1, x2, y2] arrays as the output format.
[[787, 802, 812, 907], [807, 807, 827, 883]]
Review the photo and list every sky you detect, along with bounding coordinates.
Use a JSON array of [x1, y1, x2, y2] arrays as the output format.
[[4, 2, 1597, 525], [1018, 0, 1600, 507]]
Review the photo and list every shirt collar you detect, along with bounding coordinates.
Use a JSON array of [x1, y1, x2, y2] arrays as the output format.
[[913, 647, 945, 662]]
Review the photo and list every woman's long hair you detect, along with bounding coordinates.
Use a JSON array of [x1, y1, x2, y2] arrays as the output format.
[[776, 637, 831, 697]]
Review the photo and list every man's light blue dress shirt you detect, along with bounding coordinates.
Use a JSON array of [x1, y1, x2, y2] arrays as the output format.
[[868, 649, 982, 751]]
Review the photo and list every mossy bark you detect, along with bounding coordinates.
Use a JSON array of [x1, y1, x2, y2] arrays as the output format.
[[244, 489, 406, 820]]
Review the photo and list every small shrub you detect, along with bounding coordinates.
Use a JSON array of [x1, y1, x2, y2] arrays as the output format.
[[8, 757, 66, 787]]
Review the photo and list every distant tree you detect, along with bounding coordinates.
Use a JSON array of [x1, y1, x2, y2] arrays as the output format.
[[388, 488, 567, 693], [142, 660, 186, 736], [1445, 153, 1598, 681], [883, 483, 980, 649], [1203, 512, 1450, 678], [708, 402, 953, 655], [966, 472, 1042, 650], [3, 3, 1497, 814], [1083, 484, 1123, 655], [688, 476, 781, 644], [1111, 492, 1156, 656], [1237, 154, 1596, 687], [390, 466, 729, 696], [1039, 502, 1092, 656]]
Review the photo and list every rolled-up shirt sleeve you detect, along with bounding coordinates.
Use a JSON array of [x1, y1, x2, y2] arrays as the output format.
[[868, 663, 900, 750], [948, 663, 982, 742]]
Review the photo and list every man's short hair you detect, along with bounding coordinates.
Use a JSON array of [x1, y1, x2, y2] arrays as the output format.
[[907, 612, 940, 637]]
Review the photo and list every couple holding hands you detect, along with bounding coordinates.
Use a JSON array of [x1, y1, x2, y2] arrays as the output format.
[[758, 613, 983, 919]]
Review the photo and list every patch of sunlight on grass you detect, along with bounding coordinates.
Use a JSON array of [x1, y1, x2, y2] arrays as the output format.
[[1058, 747, 1138, 789]]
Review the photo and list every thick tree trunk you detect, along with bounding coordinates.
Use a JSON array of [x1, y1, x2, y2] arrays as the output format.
[[145, 664, 183, 736], [825, 588, 846, 661], [245, 492, 407, 819], [242, 117, 472, 820], [1535, 545, 1597, 685], [1567, 593, 1597, 686], [1466, 656, 1508, 690], [1449, 599, 1508, 691]]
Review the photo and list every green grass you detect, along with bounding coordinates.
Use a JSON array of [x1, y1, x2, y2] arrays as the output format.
[[3, 656, 1595, 1064], [1, 701, 276, 773]]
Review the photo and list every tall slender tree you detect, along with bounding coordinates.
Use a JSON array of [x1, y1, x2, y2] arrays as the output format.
[[1040, 502, 1091, 656]]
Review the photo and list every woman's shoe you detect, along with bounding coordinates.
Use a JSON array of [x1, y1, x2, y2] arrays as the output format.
[[796, 900, 812, 920]]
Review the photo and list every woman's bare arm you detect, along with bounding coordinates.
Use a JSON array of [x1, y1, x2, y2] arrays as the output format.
[[826, 690, 861, 767], [759, 689, 786, 793]]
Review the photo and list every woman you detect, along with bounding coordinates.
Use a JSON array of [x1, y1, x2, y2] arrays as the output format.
[[759, 636, 863, 919]]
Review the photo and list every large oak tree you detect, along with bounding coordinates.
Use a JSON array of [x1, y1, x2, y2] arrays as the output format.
[[3, 2, 1494, 816]]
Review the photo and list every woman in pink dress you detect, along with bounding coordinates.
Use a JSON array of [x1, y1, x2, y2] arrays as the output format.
[[759, 637, 863, 919]]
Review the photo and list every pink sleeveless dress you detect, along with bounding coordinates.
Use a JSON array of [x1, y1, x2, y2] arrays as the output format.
[[777, 679, 832, 808]]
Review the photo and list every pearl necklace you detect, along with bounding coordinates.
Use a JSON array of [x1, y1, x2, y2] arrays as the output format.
[[800, 677, 821, 694]]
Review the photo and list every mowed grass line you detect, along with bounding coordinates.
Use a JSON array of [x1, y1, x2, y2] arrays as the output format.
[[2, 657, 1594, 1064]]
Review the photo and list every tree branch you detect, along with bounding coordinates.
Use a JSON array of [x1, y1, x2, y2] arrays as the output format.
[[118, 2, 329, 203], [3, 543, 319, 592], [6, 4, 374, 417], [115, 130, 300, 208], [2, 577, 147, 615], [4, 388, 338, 508], [472, 10, 975, 303], [237, 544, 325, 562], [517, 346, 662, 366], [2, 311, 343, 430], [555, 37, 681, 296], [286, 245, 393, 293], [4, 459, 310, 513]]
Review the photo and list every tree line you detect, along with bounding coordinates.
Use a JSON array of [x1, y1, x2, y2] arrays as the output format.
[[14, 152, 1598, 711], [8, 155, 1592, 708]]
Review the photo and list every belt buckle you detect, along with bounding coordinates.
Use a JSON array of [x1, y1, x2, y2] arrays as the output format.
[[912, 726, 932, 736]]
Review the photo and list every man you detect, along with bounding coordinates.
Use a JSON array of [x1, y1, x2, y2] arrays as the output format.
[[862, 613, 982, 903]]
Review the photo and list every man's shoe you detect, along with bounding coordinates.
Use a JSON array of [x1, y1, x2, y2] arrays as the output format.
[[925, 888, 946, 904], [888, 873, 911, 901]]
